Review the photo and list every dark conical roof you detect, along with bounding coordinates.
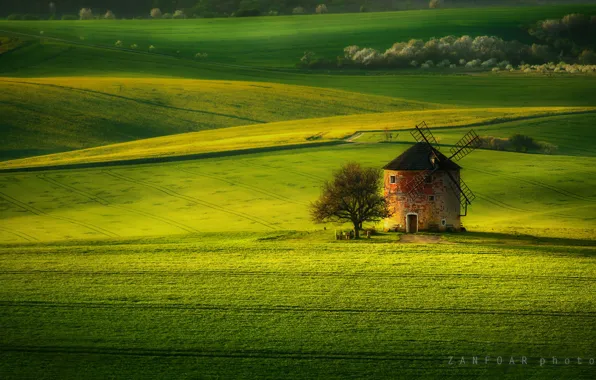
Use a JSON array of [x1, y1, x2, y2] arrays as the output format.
[[383, 142, 461, 171]]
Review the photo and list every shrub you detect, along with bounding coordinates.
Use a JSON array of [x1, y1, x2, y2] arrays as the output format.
[[150, 8, 162, 19], [61, 14, 78, 20], [481, 58, 498, 68], [79, 8, 93, 20], [162, 13, 172, 19], [562, 13, 588, 28], [268, 10, 279, 16], [149, 45, 155, 51], [360, 6, 368, 12], [115, 40, 123, 47], [236, 9, 261, 17], [579, 49, 596, 64], [465, 59, 481, 68], [23, 14, 40, 20], [292, 7, 305, 14], [491, 67, 500, 72], [104, 10, 116, 20], [316, 4, 328, 14], [410, 60, 419, 67], [478, 136, 509, 151], [173, 10, 186, 19], [509, 134, 538, 152], [130, 43, 138, 49], [7, 14, 23, 20], [300, 51, 315, 65], [429, 0, 441, 9], [538, 141, 558, 154], [437, 59, 450, 68], [195, 52, 208, 59]]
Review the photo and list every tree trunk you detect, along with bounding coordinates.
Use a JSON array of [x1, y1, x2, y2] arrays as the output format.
[[353, 222, 360, 239]]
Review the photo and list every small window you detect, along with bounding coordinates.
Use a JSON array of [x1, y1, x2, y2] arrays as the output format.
[[441, 219, 447, 226], [428, 195, 435, 201], [390, 175, 396, 184], [425, 175, 433, 184]]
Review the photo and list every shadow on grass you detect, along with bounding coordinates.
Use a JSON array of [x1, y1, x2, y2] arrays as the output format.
[[445, 230, 596, 248]]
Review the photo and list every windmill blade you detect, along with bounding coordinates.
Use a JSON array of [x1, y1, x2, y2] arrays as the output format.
[[405, 168, 437, 201], [448, 129, 481, 162], [411, 121, 440, 150], [444, 170, 476, 205]]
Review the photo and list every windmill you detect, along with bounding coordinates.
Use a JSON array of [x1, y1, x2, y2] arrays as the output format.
[[404, 121, 481, 216]]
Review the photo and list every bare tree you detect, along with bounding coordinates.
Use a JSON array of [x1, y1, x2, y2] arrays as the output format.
[[310, 162, 392, 239]]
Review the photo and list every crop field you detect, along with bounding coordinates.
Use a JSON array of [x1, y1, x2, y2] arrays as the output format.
[[0, 77, 422, 159], [2, 106, 592, 169], [1, 4, 595, 379], [1, 138, 595, 242], [0, 234, 595, 379]]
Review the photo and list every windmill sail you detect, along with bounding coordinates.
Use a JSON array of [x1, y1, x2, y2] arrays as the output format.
[[411, 121, 440, 150], [448, 129, 481, 162]]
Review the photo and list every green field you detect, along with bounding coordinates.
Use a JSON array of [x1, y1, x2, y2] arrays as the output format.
[[1, 5, 595, 379], [2, 5, 596, 68], [0, 234, 594, 379]]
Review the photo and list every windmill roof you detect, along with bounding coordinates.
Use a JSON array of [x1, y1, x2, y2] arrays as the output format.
[[383, 142, 461, 171]]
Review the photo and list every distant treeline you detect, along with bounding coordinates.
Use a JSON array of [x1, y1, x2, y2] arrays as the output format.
[[299, 12, 596, 68], [3, 0, 596, 18]]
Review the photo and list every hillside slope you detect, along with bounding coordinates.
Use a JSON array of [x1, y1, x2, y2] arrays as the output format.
[[0, 77, 427, 159], [1, 107, 591, 170], [1, 5, 596, 68]]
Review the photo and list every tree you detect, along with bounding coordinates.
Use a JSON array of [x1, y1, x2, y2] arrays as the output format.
[[310, 162, 392, 239], [315, 4, 328, 14], [104, 10, 116, 19], [429, 0, 441, 9], [173, 10, 186, 19], [150, 8, 162, 18], [79, 8, 93, 20]]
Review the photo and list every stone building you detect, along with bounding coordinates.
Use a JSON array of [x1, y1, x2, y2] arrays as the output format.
[[383, 142, 463, 233]]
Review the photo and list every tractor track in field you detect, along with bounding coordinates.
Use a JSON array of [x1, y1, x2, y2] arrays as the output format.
[[0, 226, 38, 242], [0, 191, 118, 238], [1, 270, 594, 282], [103, 170, 277, 230], [0, 344, 481, 362], [474, 194, 535, 213], [244, 161, 327, 182], [469, 167, 596, 203], [0, 79, 266, 124], [1, 300, 594, 318], [37, 174, 199, 234], [177, 167, 309, 207]]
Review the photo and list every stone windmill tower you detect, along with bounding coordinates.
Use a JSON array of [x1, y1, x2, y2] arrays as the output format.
[[383, 122, 480, 233]]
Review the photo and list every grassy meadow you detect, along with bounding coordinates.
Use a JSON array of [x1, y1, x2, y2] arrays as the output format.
[[1, 5, 595, 379], [0, 234, 594, 379], [2, 5, 596, 68]]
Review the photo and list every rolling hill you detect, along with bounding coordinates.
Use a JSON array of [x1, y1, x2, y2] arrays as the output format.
[[2, 5, 596, 68], [0, 77, 427, 159]]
